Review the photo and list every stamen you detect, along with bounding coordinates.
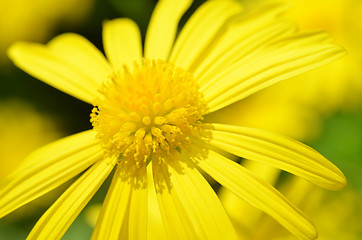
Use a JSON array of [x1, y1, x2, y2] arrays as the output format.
[[91, 59, 206, 168]]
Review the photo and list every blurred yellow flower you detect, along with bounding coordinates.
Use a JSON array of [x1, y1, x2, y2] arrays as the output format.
[[0, 99, 64, 223], [210, 0, 362, 141], [0, 1, 347, 239], [248, 177, 361, 240], [307, 189, 361, 240], [274, 0, 362, 113], [84, 204, 102, 229], [0, 99, 63, 180], [219, 163, 361, 240], [0, 0, 94, 64]]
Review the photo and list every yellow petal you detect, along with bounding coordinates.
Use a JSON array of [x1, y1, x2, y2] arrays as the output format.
[[209, 124, 346, 190], [0, 131, 101, 218], [169, 0, 243, 70], [219, 161, 280, 231], [47, 33, 112, 86], [8, 34, 112, 104], [283, 178, 315, 207], [147, 164, 167, 240], [144, 0, 192, 60], [195, 5, 296, 82], [91, 163, 132, 239], [152, 154, 237, 240], [91, 163, 147, 240], [152, 161, 192, 240], [103, 18, 142, 68], [27, 158, 115, 240], [202, 32, 346, 112], [197, 148, 317, 240], [128, 167, 148, 240]]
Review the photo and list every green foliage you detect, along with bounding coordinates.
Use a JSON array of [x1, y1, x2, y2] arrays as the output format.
[[312, 108, 362, 188]]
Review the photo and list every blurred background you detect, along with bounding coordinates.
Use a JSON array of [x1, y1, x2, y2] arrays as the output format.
[[0, 0, 361, 239]]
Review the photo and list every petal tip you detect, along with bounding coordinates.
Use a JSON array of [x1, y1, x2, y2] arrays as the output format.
[[333, 173, 347, 191], [7, 41, 27, 62], [330, 164, 347, 190], [322, 170, 347, 191]]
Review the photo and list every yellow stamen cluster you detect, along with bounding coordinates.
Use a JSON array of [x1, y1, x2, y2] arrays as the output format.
[[91, 59, 206, 168]]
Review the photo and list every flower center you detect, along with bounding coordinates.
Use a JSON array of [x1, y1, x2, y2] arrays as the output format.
[[91, 59, 206, 167]]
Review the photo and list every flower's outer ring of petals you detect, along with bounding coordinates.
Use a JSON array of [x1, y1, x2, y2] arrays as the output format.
[[209, 124, 346, 190], [8, 34, 112, 104], [91, 163, 148, 240], [152, 155, 237, 240], [144, 0, 193, 61], [103, 18, 142, 68], [196, 148, 318, 240], [0, 131, 102, 219], [169, 0, 243, 71], [27, 159, 115, 240], [202, 32, 346, 113], [194, 5, 297, 83]]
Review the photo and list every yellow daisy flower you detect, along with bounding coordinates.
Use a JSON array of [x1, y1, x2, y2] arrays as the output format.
[[1, 1, 347, 239]]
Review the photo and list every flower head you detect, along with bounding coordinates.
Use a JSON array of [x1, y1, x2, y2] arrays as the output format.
[[91, 59, 206, 166], [1, 1, 346, 239]]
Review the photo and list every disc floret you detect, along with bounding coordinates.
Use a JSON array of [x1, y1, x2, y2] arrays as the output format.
[[91, 59, 206, 168]]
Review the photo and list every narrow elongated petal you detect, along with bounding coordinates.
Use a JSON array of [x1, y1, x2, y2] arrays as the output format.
[[0, 131, 101, 218], [195, 6, 296, 82], [103, 18, 142, 68], [197, 148, 317, 240], [91, 163, 147, 240], [47, 33, 112, 87], [202, 32, 346, 112], [27, 159, 115, 240], [283, 178, 315, 207], [169, 0, 243, 70], [209, 124, 346, 190], [152, 155, 237, 240], [8, 35, 112, 104], [144, 0, 192, 60], [147, 165, 167, 240], [91, 164, 132, 239], [219, 161, 281, 231], [128, 168, 148, 240], [152, 161, 192, 240]]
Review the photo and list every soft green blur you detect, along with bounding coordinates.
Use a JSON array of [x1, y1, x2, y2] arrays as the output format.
[[0, 0, 361, 239]]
